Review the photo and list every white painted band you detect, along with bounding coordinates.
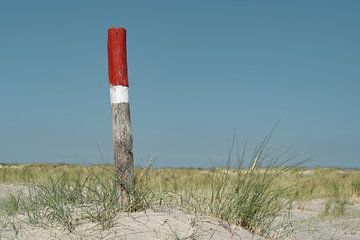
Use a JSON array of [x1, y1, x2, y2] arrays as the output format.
[[110, 85, 129, 103]]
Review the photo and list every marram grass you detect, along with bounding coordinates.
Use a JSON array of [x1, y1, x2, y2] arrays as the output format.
[[1, 162, 360, 237]]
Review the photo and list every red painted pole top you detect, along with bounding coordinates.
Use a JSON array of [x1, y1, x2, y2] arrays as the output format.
[[108, 27, 128, 87]]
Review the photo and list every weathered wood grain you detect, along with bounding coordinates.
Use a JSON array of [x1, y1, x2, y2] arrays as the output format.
[[111, 102, 134, 207]]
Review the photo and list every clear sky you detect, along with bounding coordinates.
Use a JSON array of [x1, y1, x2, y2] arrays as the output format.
[[0, 1, 359, 168]]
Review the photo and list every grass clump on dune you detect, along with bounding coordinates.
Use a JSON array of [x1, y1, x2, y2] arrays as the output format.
[[0, 167, 153, 233], [351, 177, 360, 199], [207, 166, 293, 235], [177, 134, 298, 238]]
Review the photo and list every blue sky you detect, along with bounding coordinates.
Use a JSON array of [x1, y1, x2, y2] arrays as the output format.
[[0, 1, 359, 168]]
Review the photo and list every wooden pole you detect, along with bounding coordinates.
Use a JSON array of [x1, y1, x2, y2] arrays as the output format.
[[107, 27, 134, 207]]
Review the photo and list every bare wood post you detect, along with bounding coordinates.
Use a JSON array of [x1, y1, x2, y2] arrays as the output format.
[[107, 27, 134, 207]]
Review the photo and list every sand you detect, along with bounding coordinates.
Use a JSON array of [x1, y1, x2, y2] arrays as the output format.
[[1, 209, 266, 239], [291, 199, 360, 240]]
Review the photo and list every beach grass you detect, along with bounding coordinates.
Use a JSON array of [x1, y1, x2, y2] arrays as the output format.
[[0, 162, 360, 237]]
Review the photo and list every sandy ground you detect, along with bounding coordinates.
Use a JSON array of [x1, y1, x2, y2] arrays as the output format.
[[0, 184, 359, 240], [291, 200, 360, 240], [0, 184, 28, 199], [1, 209, 267, 239]]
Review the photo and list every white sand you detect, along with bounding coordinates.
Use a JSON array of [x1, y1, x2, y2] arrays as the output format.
[[1, 209, 265, 239], [291, 199, 360, 240]]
